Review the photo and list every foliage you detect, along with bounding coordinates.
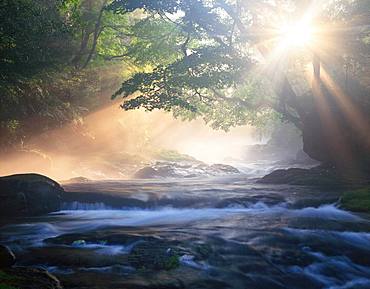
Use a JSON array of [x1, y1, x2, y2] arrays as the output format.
[[109, 0, 370, 131], [164, 254, 180, 270], [341, 187, 370, 213], [1, 0, 370, 151], [0, 0, 73, 81], [0, 64, 125, 150], [0, 0, 133, 150]]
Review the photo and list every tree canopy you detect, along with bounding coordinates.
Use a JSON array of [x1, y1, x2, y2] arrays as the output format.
[[1, 0, 370, 166], [109, 0, 370, 130]]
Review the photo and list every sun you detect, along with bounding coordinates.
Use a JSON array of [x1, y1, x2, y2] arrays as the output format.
[[277, 20, 314, 48]]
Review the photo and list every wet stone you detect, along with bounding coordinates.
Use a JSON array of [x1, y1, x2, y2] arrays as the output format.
[[0, 245, 16, 268], [128, 239, 181, 271]]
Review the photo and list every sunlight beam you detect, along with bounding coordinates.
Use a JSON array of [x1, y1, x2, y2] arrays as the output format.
[[277, 20, 314, 48]]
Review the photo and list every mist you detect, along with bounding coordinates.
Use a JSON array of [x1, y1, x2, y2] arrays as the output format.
[[0, 103, 260, 181]]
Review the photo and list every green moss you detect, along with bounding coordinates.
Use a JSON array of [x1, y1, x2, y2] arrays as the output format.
[[341, 187, 370, 213], [163, 255, 180, 270]]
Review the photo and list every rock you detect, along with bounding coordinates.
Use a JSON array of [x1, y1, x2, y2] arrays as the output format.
[[22, 246, 128, 268], [0, 267, 62, 289], [258, 166, 345, 187], [133, 161, 240, 179], [209, 164, 240, 174], [62, 177, 90, 184], [0, 173, 64, 218], [128, 239, 181, 271], [0, 245, 16, 268], [134, 167, 161, 179]]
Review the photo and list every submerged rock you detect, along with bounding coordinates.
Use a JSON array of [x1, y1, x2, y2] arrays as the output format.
[[0, 245, 62, 289], [0, 173, 64, 218], [257, 166, 364, 187], [133, 161, 240, 179], [128, 239, 181, 271], [0, 245, 16, 268]]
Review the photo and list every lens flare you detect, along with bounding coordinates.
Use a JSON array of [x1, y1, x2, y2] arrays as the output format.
[[278, 20, 314, 48]]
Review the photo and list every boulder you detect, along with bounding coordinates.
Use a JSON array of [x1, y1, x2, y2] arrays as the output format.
[[0, 173, 64, 218], [134, 167, 161, 179], [258, 166, 346, 187], [0, 245, 16, 268], [0, 267, 62, 289]]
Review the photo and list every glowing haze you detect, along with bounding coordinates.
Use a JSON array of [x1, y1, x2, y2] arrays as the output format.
[[0, 103, 257, 180]]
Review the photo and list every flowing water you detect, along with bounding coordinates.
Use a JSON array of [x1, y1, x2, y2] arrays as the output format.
[[1, 174, 370, 289]]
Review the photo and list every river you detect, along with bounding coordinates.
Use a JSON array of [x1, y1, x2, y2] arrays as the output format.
[[1, 174, 370, 289]]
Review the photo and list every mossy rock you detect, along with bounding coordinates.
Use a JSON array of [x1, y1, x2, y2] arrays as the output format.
[[128, 240, 180, 271], [341, 187, 370, 213]]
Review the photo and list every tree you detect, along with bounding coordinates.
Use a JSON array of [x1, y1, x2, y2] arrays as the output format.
[[0, 0, 74, 81], [109, 0, 370, 172], [0, 0, 126, 150]]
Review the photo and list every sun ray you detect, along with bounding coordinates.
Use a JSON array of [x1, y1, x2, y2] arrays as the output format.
[[320, 67, 370, 150]]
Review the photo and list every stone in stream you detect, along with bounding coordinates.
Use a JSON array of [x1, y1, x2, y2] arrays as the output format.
[[208, 164, 240, 174], [0, 173, 64, 218], [134, 166, 164, 178], [41, 232, 185, 270], [258, 166, 347, 187], [128, 240, 181, 271], [0, 267, 63, 289], [0, 245, 62, 289], [133, 161, 240, 179]]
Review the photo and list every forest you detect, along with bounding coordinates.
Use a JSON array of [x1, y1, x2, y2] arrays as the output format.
[[1, 1, 370, 289]]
